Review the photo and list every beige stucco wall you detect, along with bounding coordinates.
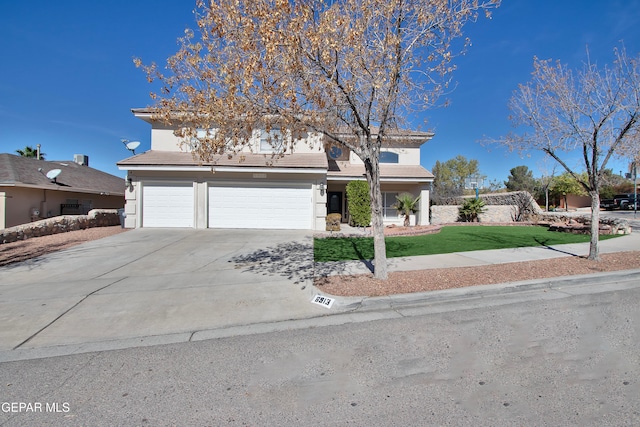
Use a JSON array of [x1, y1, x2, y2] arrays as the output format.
[[150, 127, 182, 151], [0, 192, 6, 229], [1, 186, 124, 229], [149, 127, 324, 154]]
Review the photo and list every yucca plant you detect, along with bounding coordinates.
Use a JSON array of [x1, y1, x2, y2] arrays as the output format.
[[393, 193, 420, 227]]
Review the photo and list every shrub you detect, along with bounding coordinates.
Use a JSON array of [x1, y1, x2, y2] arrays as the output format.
[[346, 181, 371, 227], [325, 213, 342, 231], [459, 198, 486, 222]]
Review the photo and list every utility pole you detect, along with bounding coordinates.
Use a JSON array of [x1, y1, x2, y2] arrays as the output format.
[[633, 161, 637, 219]]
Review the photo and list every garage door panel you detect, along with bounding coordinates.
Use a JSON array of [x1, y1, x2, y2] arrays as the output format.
[[143, 183, 194, 228], [209, 184, 311, 229]]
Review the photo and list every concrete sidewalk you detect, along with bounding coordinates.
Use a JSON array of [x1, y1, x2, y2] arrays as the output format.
[[316, 229, 640, 277], [0, 228, 638, 362]]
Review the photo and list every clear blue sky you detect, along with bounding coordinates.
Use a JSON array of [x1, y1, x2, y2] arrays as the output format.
[[2, 1, 639, 184]]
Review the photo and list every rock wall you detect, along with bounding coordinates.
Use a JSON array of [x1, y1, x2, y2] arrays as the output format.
[[478, 192, 544, 215], [538, 212, 631, 235], [430, 191, 543, 225], [430, 205, 631, 234], [1, 209, 121, 244], [431, 205, 520, 224]]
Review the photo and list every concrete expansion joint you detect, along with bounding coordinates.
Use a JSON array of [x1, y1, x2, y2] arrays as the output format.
[[12, 277, 127, 350], [96, 235, 193, 279]]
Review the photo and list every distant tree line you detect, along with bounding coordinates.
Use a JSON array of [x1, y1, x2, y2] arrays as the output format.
[[431, 157, 635, 209]]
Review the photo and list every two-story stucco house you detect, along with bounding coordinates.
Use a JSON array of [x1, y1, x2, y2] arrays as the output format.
[[117, 109, 434, 230]]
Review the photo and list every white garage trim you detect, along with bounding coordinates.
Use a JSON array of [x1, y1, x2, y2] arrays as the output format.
[[208, 182, 312, 229], [142, 182, 194, 227]]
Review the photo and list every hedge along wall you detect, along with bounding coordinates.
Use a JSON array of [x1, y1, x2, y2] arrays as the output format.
[[0, 209, 120, 244], [430, 191, 543, 225]]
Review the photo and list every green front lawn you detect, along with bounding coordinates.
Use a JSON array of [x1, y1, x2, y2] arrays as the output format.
[[314, 225, 620, 262]]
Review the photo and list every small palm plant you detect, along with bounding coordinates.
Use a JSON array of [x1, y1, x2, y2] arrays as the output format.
[[459, 198, 486, 222], [393, 193, 420, 227]]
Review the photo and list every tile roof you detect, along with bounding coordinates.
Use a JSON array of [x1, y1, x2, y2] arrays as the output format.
[[0, 153, 125, 195], [117, 151, 329, 169], [327, 160, 434, 180]]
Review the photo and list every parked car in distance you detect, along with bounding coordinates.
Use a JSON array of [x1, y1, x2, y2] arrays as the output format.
[[600, 197, 616, 210], [613, 193, 638, 210], [600, 194, 638, 210]]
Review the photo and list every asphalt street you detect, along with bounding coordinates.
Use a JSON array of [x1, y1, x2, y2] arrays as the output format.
[[1, 276, 639, 426]]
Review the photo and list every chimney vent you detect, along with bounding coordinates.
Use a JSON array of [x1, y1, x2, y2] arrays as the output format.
[[74, 154, 89, 166]]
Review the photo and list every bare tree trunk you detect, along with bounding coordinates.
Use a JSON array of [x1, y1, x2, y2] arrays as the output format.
[[545, 187, 549, 212], [364, 158, 388, 280], [588, 190, 600, 261]]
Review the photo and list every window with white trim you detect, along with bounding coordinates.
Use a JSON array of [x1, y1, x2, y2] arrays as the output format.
[[380, 151, 399, 163], [382, 192, 399, 219], [259, 128, 284, 153]]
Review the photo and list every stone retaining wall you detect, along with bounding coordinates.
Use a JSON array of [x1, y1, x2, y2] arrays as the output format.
[[537, 212, 631, 235], [430, 207, 631, 234], [431, 191, 544, 225], [1, 209, 121, 244], [431, 205, 520, 224]]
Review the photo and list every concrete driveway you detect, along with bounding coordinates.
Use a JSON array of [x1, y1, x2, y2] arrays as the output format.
[[0, 229, 329, 357]]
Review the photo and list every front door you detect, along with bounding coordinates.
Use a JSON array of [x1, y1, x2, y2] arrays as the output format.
[[327, 192, 343, 219]]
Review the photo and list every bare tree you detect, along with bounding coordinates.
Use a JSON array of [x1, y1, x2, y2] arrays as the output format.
[[495, 46, 640, 260], [136, 0, 500, 279]]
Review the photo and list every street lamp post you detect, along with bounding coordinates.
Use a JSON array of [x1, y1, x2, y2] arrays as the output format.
[[633, 161, 637, 219]]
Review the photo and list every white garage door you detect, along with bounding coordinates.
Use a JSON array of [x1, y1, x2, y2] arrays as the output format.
[[209, 183, 312, 229], [142, 183, 194, 227]]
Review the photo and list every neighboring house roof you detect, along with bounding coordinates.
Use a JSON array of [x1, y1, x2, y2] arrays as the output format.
[[327, 160, 434, 181], [117, 151, 328, 170], [0, 153, 125, 196]]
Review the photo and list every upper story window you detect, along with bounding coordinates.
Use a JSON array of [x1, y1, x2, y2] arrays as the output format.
[[380, 151, 399, 163], [188, 128, 214, 151], [260, 128, 284, 153]]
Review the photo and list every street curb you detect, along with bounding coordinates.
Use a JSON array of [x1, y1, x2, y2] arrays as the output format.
[[2, 269, 639, 364]]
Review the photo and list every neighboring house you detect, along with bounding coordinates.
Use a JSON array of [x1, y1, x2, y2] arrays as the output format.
[[117, 109, 434, 230], [0, 153, 125, 229]]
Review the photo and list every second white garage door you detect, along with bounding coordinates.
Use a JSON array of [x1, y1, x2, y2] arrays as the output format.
[[142, 183, 194, 227], [208, 183, 312, 229]]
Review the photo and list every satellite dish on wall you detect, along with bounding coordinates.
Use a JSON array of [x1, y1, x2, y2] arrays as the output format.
[[121, 139, 141, 154]]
